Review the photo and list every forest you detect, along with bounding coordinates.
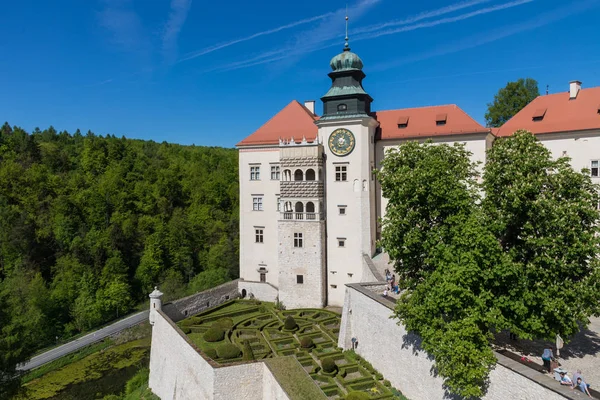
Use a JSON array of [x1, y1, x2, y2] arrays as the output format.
[[0, 122, 239, 371]]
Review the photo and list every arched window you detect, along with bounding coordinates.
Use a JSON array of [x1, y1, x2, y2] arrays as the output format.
[[305, 169, 315, 181], [306, 202, 315, 220], [295, 202, 304, 220], [283, 169, 291, 181], [294, 169, 303, 181], [284, 201, 293, 212]]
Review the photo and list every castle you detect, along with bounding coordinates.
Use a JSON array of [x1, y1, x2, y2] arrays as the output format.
[[148, 35, 600, 400], [236, 38, 600, 308]]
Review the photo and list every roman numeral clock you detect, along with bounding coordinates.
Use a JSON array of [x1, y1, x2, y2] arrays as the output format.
[[328, 128, 355, 156]]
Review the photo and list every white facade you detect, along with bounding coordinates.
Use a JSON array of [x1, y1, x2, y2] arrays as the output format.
[[536, 130, 600, 178], [238, 147, 281, 286]]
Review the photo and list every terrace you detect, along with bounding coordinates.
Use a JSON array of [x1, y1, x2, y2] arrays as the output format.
[[177, 300, 407, 400]]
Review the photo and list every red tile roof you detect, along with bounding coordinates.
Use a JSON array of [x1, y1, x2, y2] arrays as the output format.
[[237, 103, 489, 146], [496, 87, 600, 137], [237, 100, 318, 146], [374, 105, 489, 140]]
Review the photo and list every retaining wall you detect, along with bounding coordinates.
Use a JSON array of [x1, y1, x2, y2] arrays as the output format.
[[162, 279, 240, 322], [339, 283, 581, 400], [149, 309, 291, 400]]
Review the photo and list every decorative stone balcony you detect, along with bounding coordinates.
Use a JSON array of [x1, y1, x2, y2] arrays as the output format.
[[279, 212, 324, 221]]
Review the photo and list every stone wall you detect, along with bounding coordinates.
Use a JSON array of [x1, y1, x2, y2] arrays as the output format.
[[237, 280, 279, 302], [339, 283, 580, 400], [149, 309, 290, 400], [278, 220, 326, 309], [162, 280, 240, 322]]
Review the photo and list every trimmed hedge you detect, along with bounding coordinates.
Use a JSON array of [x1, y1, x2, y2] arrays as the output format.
[[283, 316, 298, 331], [300, 337, 314, 349], [217, 343, 241, 359], [204, 348, 217, 359], [203, 327, 225, 342], [242, 340, 255, 361], [321, 357, 337, 374], [181, 327, 192, 334], [346, 391, 370, 400], [212, 317, 234, 330]]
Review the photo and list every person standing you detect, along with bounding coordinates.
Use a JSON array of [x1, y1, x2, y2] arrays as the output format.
[[541, 347, 553, 373]]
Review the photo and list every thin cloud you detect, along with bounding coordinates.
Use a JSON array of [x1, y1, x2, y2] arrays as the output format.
[[162, 0, 193, 62], [97, 0, 148, 53], [205, 0, 528, 73], [203, 0, 381, 72], [177, 13, 335, 63], [354, 0, 493, 34], [355, 0, 533, 41], [371, 0, 600, 72]]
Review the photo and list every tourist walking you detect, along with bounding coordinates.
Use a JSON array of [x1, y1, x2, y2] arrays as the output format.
[[541, 347, 553, 373]]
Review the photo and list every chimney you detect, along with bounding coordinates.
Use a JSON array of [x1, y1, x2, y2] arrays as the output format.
[[304, 100, 316, 115], [569, 80, 582, 99]]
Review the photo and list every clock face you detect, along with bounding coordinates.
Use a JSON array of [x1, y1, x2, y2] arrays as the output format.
[[328, 128, 355, 157]]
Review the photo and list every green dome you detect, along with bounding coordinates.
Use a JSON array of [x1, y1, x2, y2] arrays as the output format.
[[330, 49, 363, 71]]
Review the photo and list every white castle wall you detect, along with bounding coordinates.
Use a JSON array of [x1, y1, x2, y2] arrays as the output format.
[[238, 280, 279, 302], [339, 284, 578, 400], [149, 309, 291, 400]]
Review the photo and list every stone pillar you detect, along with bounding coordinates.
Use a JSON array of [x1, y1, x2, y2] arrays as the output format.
[[149, 286, 163, 326]]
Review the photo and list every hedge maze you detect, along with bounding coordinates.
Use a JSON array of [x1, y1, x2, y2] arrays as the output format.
[[178, 300, 404, 399]]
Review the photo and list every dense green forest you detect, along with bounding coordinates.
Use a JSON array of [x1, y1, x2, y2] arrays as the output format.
[[0, 122, 239, 382]]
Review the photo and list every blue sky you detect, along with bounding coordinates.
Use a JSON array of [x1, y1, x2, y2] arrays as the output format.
[[2, 0, 600, 147]]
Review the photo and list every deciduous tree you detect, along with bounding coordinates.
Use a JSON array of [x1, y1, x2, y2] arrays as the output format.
[[485, 78, 539, 127]]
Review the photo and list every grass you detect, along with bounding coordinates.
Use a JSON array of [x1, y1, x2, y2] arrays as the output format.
[[265, 357, 327, 400], [20, 338, 151, 400], [22, 339, 114, 384]]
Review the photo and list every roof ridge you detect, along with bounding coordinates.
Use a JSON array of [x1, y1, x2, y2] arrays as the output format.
[[375, 104, 459, 113]]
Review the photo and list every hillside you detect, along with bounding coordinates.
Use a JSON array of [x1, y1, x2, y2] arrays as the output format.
[[0, 122, 239, 394]]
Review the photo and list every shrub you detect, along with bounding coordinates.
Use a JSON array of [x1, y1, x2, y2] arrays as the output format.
[[283, 316, 297, 331], [300, 337, 314, 349], [346, 391, 370, 400], [321, 357, 337, 374], [375, 373, 383, 380], [383, 379, 391, 387], [212, 317, 233, 330], [203, 327, 225, 342], [242, 340, 255, 361], [204, 348, 217, 359], [181, 327, 192, 334], [217, 343, 241, 359]]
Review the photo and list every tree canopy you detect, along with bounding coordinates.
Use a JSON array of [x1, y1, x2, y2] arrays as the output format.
[[485, 78, 539, 127], [378, 133, 600, 398], [0, 122, 239, 391]]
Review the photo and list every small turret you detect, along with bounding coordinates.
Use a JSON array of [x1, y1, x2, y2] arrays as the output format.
[[149, 286, 163, 326]]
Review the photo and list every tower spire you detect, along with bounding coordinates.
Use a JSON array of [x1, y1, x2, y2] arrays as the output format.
[[344, 5, 350, 51]]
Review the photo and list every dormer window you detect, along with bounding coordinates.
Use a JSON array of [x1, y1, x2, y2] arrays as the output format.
[[397, 116, 409, 128], [337, 103, 348, 112], [533, 108, 547, 121], [435, 113, 447, 126]]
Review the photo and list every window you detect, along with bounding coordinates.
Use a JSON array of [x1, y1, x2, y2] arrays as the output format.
[[271, 165, 280, 180], [276, 195, 281, 211], [294, 169, 303, 181], [255, 229, 264, 243], [294, 233, 303, 248], [330, 284, 337, 289], [337, 103, 347, 111], [252, 197, 263, 211], [305, 169, 316, 181], [338, 206, 346, 215], [591, 160, 599, 177], [335, 165, 347, 181], [250, 166, 260, 180], [258, 267, 267, 283], [338, 239, 346, 247], [296, 275, 304, 284]]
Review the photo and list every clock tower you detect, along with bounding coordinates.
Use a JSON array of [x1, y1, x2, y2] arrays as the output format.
[[317, 33, 379, 306]]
